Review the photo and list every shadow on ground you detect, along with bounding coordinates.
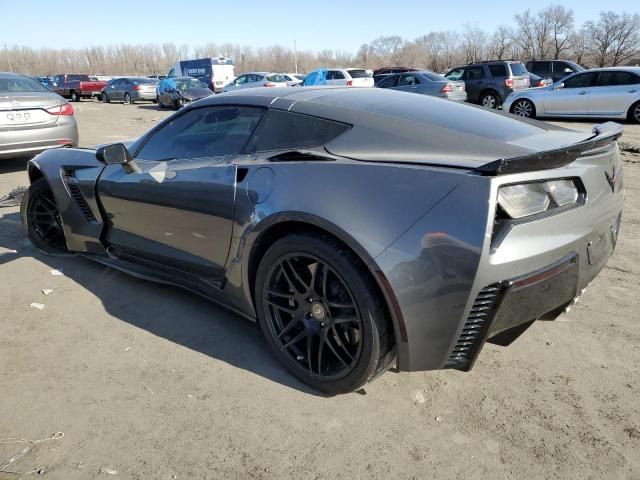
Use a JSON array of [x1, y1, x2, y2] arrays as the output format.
[[0, 210, 324, 396], [0, 156, 31, 175]]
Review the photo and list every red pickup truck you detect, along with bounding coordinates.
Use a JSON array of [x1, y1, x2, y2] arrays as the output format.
[[51, 74, 108, 101]]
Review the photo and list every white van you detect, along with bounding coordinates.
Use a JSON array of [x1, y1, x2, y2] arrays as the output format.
[[167, 57, 235, 93]]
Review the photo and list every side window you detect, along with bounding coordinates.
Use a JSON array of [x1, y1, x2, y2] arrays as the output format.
[[398, 74, 419, 86], [465, 67, 485, 80], [530, 61, 551, 75], [167, 69, 176, 77], [334, 71, 345, 80], [488, 64, 507, 77], [136, 106, 265, 161], [445, 68, 464, 81], [377, 76, 399, 88], [246, 110, 351, 152], [325, 71, 335, 80], [598, 71, 640, 86], [563, 72, 598, 88], [554, 62, 575, 75], [235, 75, 247, 85]]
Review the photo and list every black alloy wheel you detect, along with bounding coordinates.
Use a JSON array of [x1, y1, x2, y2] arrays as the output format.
[[25, 178, 67, 253], [256, 233, 395, 394]]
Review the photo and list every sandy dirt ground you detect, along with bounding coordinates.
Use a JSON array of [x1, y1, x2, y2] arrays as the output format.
[[1, 100, 639, 480]]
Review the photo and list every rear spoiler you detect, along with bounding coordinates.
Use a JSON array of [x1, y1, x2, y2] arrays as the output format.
[[475, 122, 624, 176]]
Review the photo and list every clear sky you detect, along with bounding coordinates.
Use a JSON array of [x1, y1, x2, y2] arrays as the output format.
[[0, 0, 637, 53]]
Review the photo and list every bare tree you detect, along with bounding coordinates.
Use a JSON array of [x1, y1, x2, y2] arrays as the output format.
[[489, 26, 513, 60], [585, 11, 640, 66], [461, 24, 487, 63]]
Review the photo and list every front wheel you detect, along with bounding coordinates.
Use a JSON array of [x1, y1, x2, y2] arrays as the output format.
[[22, 178, 68, 255], [70, 90, 80, 102], [480, 91, 499, 109], [511, 98, 536, 118], [124, 93, 132, 104], [102, 93, 109, 103], [255, 233, 395, 394]]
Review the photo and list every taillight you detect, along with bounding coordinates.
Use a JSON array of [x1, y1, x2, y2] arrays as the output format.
[[263, 82, 275, 87], [46, 103, 74, 116], [505, 78, 514, 88], [346, 80, 353, 86], [440, 83, 453, 93], [536, 80, 544, 87], [133, 85, 141, 91]]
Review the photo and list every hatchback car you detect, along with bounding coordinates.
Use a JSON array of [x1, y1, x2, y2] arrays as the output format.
[[504, 67, 640, 122], [0, 72, 78, 159], [101, 77, 159, 104], [375, 71, 466, 101], [223, 73, 289, 92], [445, 60, 530, 108]]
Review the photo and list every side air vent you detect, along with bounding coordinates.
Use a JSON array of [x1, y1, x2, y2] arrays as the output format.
[[63, 172, 96, 222], [446, 283, 502, 369]]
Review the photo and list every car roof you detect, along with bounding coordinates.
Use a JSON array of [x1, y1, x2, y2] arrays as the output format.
[[198, 87, 589, 169], [582, 66, 640, 73]]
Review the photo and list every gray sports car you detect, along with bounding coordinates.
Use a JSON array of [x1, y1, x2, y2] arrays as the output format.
[[20, 87, 624, 394]]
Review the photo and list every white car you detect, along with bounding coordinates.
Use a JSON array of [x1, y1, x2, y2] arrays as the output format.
[[325, 68, 374, 87], [223, 72, 289, 92], [281, 73, 305, 86], [504, 67, 640, 122]]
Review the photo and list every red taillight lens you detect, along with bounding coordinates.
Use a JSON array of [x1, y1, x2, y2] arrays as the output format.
[[440, 83, 453, 93], [46, 103, 74, 116], [536, 80, 544, 87], [263, 82, 275, 87], [346, 80, 353, 86], [133, 85, 141, 91], [505, 78, 514, 88]]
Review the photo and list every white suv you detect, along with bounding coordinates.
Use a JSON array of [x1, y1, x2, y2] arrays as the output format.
[[326, 69, 374, 87]]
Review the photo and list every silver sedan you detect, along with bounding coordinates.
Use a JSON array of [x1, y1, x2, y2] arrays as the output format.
[[223, 72, 289, 92], [0, 72, 78, 159], [504, 67, 640, 123]]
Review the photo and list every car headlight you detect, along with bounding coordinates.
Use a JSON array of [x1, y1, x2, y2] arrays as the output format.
[[497, 179, 580, 219]]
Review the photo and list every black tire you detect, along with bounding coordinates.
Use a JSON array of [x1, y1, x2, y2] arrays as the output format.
[[511, 98, 536, 118], [174, 99, 182, 110], [628, 101, 640, 124], [157, 96, 163, 108], [480, 91, 499, 109], [102, 93, 109, 103], [124, 93, 132, 105], [255, 233, 395, 394], [22, 178, 68, 255], [70, 90, 80, 102]]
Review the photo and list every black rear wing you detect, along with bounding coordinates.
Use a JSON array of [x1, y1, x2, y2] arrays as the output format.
[[475, 122, 624, 176]]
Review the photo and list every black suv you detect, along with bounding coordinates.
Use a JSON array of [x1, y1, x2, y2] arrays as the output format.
[[525, 60, 585, 84], [445, 60, 530, 108]]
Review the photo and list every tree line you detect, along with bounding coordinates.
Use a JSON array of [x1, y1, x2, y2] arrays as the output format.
[[1, 7, 638, 76]]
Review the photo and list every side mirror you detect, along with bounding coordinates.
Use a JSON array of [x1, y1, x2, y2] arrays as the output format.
[[96, 143, 140, 174], [555, 82, 564, 90]]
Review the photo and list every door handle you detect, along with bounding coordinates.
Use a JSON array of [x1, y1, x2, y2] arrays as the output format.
[[579, 91, 587, 95]]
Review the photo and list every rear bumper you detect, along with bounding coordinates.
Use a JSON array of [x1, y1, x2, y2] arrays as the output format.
[[132, 91, 157, 101], [0, 118, 79, 159]]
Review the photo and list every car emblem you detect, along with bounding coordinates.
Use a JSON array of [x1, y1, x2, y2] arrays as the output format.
[[605, 168, 616, 193]]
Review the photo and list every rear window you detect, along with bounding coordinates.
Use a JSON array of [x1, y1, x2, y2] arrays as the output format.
[[421, 72, 448, 82], [266, 74, 287, 83], [509, 62, 528, 76], [0, 76, 50, 93], [246, 110, 351, 152], [347, 69, 371, 79], [132, 78, 157, 84], [488, 64, 507, 77]]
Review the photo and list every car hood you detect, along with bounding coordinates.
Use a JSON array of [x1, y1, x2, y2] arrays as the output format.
[[179, 88, 212, 100]]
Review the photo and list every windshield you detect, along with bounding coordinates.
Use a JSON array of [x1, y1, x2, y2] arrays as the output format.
[[175, 79, 208, 91], [509, 62, 528, 76], [0, 76, 50, 93], [347, 69, 372, 78]]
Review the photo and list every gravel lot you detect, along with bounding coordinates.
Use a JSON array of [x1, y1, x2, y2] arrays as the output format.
[[1, 100, 639, 480]]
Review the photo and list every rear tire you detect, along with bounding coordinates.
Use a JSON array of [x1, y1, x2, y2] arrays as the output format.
[[70, 90, 80, 102], [511, 98, 536, 118], [480, 91, 499, 109], [124, 93, 132, 105], [255, 233, 395, 394], [102, 93, 109, 103], [22, 178, 68, 255], [628, 101, 640, 124]]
